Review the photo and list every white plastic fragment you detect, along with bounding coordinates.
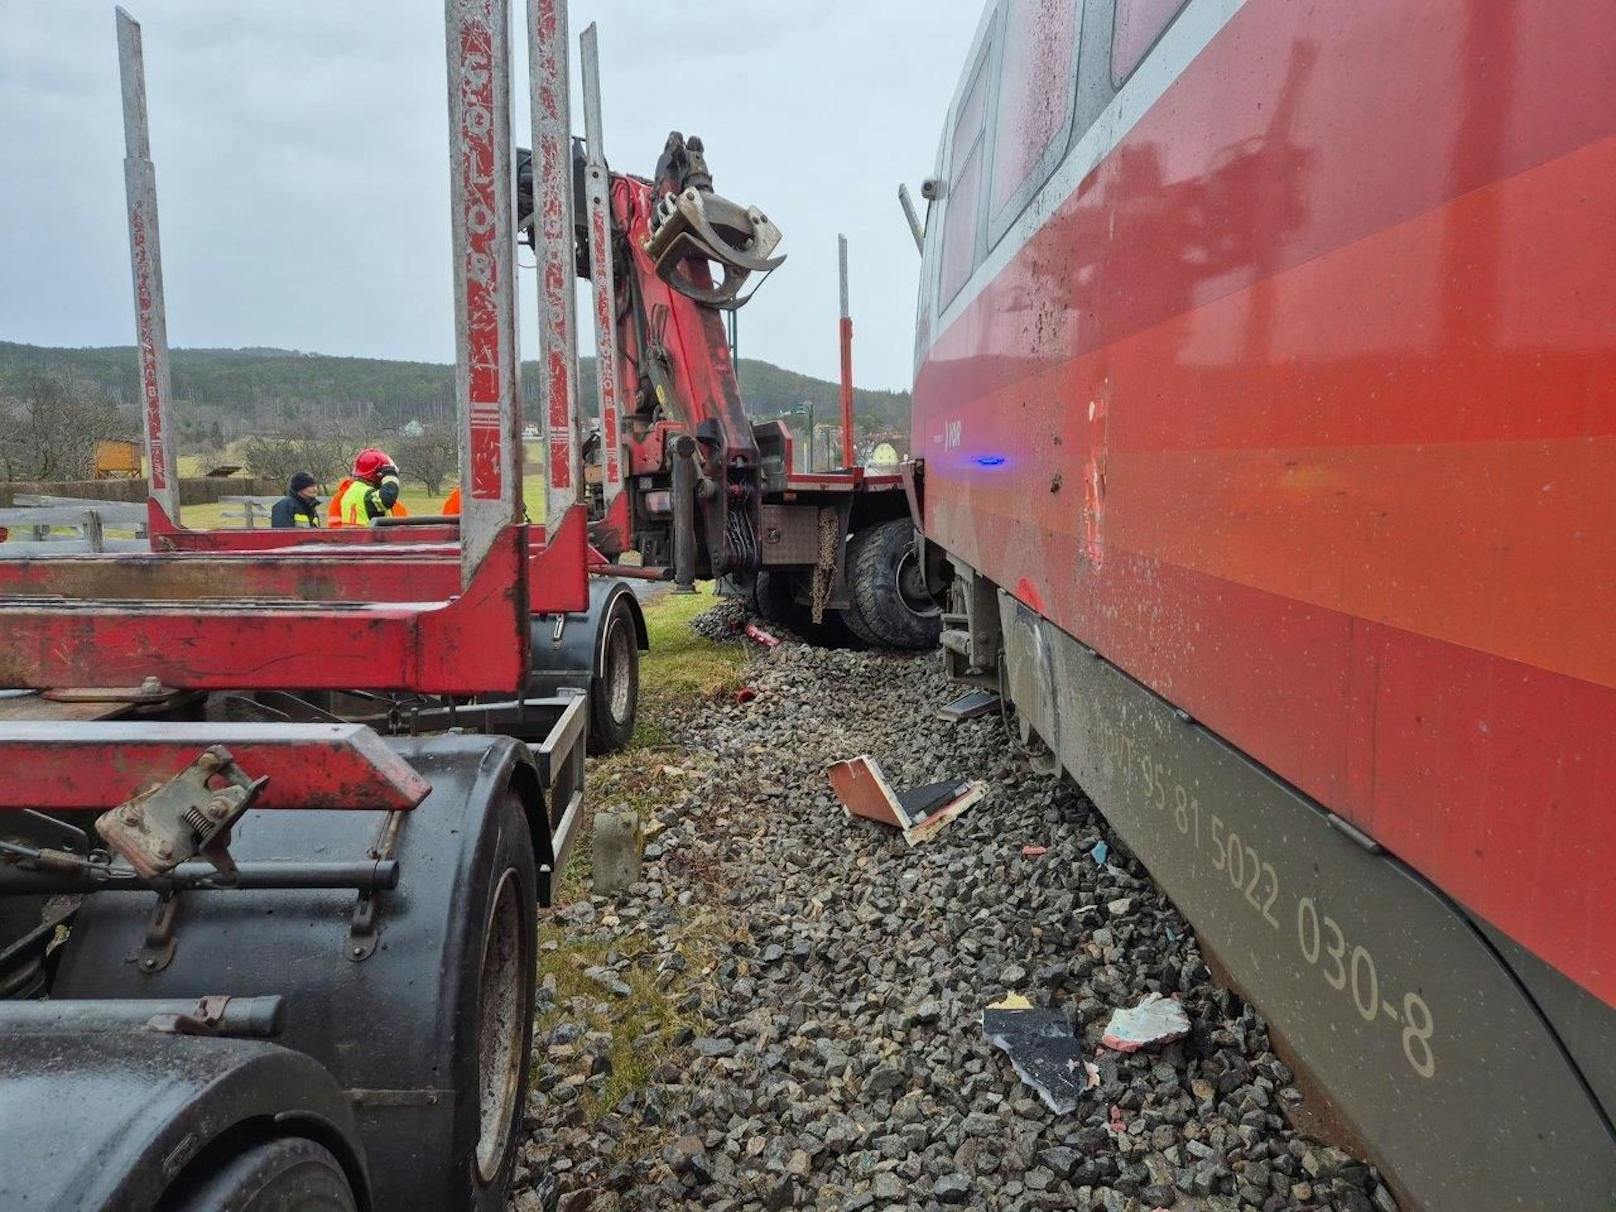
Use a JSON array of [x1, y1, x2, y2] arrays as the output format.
[[1100, 992, 1191, 1053]]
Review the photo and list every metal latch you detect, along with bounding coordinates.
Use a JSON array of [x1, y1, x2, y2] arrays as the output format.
[[146, 994, 232, 1036], [97, 745, 266, 880]]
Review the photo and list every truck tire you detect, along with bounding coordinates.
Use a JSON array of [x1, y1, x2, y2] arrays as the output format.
[[49, 737, 544, 1212], [838, 594, 884, 647], [846, 519, 943, 650], [751, 570, 856, 648], [464, 790, 538, 1207], [588, 593, 639, 753], [169, 1137, 357, 1212]]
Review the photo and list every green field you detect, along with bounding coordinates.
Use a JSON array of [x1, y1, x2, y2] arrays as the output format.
[[60, 440, 554, 532]]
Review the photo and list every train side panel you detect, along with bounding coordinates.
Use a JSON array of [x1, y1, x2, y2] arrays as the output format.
[[914, 0, 1616, 1202]]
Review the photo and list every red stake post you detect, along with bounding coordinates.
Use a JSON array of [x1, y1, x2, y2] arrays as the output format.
[[116, 8, 179, 527]]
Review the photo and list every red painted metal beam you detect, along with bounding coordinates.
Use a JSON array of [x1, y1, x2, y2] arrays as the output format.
[[0, 722, 430, 812], [0, 525, 532, 694], [0, 549, 460, 603], [152, 523, 463, 552], [0, 505, 591, 616]]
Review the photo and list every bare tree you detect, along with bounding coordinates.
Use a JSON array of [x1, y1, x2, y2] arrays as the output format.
[[393, 423, 459, 496], [240, 435, 350, 493], [0, 375, 131, 482]]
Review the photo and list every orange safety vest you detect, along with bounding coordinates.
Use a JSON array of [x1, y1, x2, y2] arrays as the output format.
[[328, 477, 408, 528]]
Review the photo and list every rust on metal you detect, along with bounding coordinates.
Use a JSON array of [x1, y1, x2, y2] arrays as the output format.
[[529, 0, 584, 527], [94, 744, 265, 879], [0, 694, 135, 724], [580, 22, 626, 517], [446, 0, 522, 584], [0, 723, 432, 813], [116, 7, 179, 523]]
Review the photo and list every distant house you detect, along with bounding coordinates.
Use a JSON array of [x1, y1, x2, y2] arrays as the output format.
[[92, 438, 142, 479]]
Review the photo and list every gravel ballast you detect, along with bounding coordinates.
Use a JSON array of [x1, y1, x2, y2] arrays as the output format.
[[513, 629, 1397, 1212]]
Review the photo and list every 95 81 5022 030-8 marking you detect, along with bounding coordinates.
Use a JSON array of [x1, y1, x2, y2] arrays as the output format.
[[1105, 720, 1440, 1083], [1016, 627, 1614, 1209]]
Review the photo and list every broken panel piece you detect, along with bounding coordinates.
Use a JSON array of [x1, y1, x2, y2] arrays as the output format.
[[937, 688, 1000, 722], [983, 994, 1088, 1115], [825, 754, 985, 845]]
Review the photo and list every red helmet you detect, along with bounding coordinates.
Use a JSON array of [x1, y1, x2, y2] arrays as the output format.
[[352, 448, 394, 479]]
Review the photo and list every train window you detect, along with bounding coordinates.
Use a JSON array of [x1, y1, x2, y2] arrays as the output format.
[[939, 45, 992, 307], [989, 0, 1081, 223], [1111, 0, 1188, 85]]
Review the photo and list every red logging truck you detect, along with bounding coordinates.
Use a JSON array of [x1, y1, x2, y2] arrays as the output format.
[[548, 26, 940, 653], [0, 4, 638, 1208]]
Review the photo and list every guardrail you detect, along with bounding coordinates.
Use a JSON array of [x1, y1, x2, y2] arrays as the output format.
[[218, 495, 285, 528], [0, 498, 149, 554]]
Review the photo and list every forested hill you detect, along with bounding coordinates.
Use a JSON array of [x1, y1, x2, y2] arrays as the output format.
[[0, 342, 911, 436]]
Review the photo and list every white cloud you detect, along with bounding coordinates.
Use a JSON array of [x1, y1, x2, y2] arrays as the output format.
[[0, 0, 980, 390]]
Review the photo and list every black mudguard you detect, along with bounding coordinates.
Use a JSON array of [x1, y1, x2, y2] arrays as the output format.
[[527, 577, 648, 697], [0, 1032, 365, 1212], [48, 734, 544, 1212]]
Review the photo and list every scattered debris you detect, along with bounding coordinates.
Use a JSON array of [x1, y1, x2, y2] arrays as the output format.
[[733, 686, 757, 705], [522, 637, 1396, 1212], [1088, 840, 1110, 866], [937, 687, 1000, 722], [743, 622, 781, 648], [826, 754, 986, 845], [982, 993, 1087, 1115], [1021, 844, 1047, 858], [1101, 992, 1192, 1052]]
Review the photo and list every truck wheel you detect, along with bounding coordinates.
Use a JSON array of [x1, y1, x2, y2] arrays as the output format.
[[170, 1137, 357, 1212], [464, 791, 538, 1207], [751, 570, 856, 647], [838, 595, 883, 647], [846, 519, 943, 649], [588, 594, 639, 753]]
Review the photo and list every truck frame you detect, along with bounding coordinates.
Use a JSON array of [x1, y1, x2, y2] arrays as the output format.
[[0, 3, 625, 1208]]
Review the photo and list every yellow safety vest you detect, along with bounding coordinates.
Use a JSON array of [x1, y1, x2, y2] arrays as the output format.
[[338, 475, 405, 526]]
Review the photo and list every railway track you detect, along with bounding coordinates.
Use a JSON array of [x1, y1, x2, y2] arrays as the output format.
[[516, 621, 1396, 1212]]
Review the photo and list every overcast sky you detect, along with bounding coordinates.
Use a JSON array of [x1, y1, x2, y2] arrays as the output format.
[[0, 2, 981, 390]]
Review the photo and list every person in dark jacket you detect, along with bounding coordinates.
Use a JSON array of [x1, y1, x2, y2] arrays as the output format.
[[270, 471, 321, 528]]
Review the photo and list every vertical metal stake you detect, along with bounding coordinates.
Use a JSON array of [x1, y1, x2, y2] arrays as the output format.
[[579, 23, 624, 513], [529, 0, 585, 534], [837, 234, 855, 471], [445, 0, 522, 584], [116, 9, 179, 526]]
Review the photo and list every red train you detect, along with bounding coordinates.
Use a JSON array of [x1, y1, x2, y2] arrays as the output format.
[[909, 1, 1616, 1205]]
